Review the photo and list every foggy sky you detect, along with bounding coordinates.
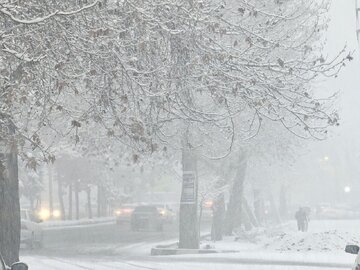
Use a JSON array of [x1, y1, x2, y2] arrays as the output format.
[[287, 0, 360, 207]]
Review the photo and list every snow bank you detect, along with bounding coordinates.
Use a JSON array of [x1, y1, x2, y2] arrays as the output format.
[[260, 220, 360, 253], [262, 229, 360, 252], [196, 220, 360, 266]]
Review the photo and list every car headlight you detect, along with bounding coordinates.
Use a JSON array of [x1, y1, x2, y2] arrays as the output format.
[[53, 210, 61, 218], [38, 209, 50, 221], [204, 200, 214, 208]]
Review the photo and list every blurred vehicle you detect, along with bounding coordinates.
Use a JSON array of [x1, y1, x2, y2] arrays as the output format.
[[316, 204, 360, 219], [114, 204, 136, 224], [0, 251, 28, 270], [37, 207, 62, 221], [130, 205, 164, 231], [20, 209, 43, 249], [154, 204, 176, 224], [345, 244, 360, 270], [200, 199, 214, 221]]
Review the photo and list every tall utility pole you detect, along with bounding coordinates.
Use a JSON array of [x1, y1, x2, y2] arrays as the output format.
[[356, 0, 360, 44]]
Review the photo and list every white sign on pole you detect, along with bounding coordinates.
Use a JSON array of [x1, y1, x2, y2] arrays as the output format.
[[181, 171, 196, 204]]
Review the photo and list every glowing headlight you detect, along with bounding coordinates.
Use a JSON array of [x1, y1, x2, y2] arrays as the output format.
[[204, 200, 214, 208], [38, 209, 50, 221], [53, 210, 61, 218]]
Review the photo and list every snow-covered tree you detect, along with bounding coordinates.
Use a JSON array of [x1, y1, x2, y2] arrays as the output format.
[[0, 1, 99, 263], [0, 0, 351, 258]]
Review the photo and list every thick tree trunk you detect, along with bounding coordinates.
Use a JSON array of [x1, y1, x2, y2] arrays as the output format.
[[97, 185, 107, 217], [29, 197, 35, 213], [48, 164, 54, 219], [269, 191, 281, 223], [87, 187, 92, 219], [243, 198, 258, 228], [97, 186, 102, 217], [179, 146, 199, 249], [279, 185, 288, 219], [68, 184, 73, 220], [198, 199, 204, 241], [253, 189, 265, 225], [75, 181, 80, 220], [224, 152, 247, 235], [0, 123, 20, 265], [57, 180, 65, 220], [241, 200, 253, 231], [211, 193, 225, 241]]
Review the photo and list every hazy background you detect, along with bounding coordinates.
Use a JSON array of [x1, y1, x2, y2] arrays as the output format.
[[288, 0, 360, 207]]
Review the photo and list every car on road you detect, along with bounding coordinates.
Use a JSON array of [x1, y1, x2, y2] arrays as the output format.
[[114, 204, 136, 225], [154, 204, 176, 224], [20, 209, 43, 249], [200, 199, 214, 221], [316, 204, 360, 220], [0, 251, 28, 270], [130, 205, 164, 232], [345, 244, 360, 270]]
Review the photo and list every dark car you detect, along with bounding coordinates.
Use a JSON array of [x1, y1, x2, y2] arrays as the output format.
[[0, 252, 28, 270], [130, 205, 164, 232], [114, 204, 136, 225]]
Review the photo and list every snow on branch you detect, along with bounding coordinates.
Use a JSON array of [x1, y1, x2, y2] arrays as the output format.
[[0, 1, 98, 25], [2, 46, 44, 62]]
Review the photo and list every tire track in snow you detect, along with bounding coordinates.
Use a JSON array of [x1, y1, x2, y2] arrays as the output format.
[[156, 256, 351, 269], [28, 255, 162, 270], [102, 261, 161, 270]]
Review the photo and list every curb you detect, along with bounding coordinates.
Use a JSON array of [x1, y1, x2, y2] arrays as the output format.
[[154, 233, 211, 250], [151, 247, 239, 256], [151, 234, 239, 256], [151, 248, 220, 256], [151, 233, 234, 256]]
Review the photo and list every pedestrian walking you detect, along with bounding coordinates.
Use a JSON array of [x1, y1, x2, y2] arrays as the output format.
[[295, 207, 309, 232]]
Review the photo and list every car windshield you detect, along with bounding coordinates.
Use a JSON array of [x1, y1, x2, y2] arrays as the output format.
[[0, 2, 359, 270]]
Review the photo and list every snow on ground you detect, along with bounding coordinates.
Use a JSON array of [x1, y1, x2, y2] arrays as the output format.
[[22, 219, 360, 269], [75, 241, 155, 256], [201, 220, 360, 254], [196, 219, 360, 268], [41, 217, 115, 229], [261, 220, 360, 253], [22, 255, 351, 270]]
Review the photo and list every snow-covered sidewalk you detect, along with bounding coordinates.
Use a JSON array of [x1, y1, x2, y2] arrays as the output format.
[[194, 219, 360, 267]]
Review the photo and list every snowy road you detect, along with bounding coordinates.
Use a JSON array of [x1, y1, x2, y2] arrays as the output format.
[[22, 255, 351, 270], [20, 219, 359, 269], [41, 222, 179, 249], [21, 221, 183, 258]]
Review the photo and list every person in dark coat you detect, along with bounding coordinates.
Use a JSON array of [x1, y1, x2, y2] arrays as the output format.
[[295, 207, 308, 232]]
